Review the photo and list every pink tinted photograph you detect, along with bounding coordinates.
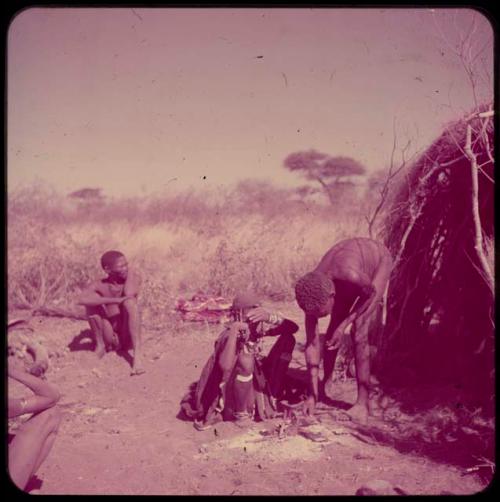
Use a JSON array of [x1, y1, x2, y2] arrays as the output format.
[[6, 7, 494, 495]]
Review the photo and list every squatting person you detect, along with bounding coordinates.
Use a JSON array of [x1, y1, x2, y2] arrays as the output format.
[[77, 250, 145, 376]]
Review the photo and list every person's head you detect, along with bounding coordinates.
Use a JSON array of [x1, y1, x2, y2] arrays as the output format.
[[295, 271, 335, 318], [101, 250, 128, 281], [231, 291, 261, 333]]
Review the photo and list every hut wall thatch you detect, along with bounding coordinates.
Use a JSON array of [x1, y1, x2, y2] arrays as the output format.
[[378, 105, 494, 408]]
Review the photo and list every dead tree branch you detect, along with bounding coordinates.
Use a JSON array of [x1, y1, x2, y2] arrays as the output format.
[[464, 123, 494, 296], [366, 117, 421, 239]]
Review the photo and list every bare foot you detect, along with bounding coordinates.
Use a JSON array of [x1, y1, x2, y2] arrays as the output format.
[[335, 403, 370, 425], [233, 415, 254, 429], [111, 333, 121, 351], [194, 411, 223, 431], [130, 360, 146, 376]]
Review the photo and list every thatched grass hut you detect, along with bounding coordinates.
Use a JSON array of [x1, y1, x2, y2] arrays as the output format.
[[377, 104, 494, 412]]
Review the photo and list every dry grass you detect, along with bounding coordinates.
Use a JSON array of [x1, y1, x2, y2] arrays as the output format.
[[8, 182, 369, 320]]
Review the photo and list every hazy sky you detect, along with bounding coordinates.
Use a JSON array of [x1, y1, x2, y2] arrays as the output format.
[[7, 7, 494, 196]]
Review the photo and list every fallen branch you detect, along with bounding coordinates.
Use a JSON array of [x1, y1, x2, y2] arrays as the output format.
[[33, 304, 88, 321], [366, 117, 421, 239]]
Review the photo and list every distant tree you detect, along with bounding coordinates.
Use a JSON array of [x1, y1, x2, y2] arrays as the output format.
[[284, 149, 366, 204], [68, 188, 105, 209], [68, 188, 104, 201]]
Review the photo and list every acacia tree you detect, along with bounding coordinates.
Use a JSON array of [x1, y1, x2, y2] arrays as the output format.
[[284, 149, 366, 204]]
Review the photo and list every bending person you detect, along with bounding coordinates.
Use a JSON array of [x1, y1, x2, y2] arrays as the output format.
[[295, 237, 392, 423]]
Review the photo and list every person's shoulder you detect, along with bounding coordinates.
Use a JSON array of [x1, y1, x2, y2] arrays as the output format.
[[93, 278, 109, 292]]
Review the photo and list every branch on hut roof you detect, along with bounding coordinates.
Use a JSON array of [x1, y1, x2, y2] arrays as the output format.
[[478, 110, 494, 119], [417, 162, 443, 194], [439, 155, 465, 168], [389, 243, 427, 340], [464, 248, 495, 301], [472, 455, 495, 471], [423, 151, 493, 184], [444, 125, 469, 161], [389, 156, 447, 286], [476, 163, 494, 184], [464, 109, 494, 122], [478, 111, 495, 171], [365, 117, 417, 238], [464, 123, 495, 295]]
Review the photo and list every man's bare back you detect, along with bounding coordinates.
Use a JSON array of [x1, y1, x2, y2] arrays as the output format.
[[316, 238, 391, 284]]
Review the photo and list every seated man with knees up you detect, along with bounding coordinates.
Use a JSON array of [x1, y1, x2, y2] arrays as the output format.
[[77, 250, 145, 376], [295, 237, 392, 424], [8, 365, 62, 491], [180, 291, 298, 430]]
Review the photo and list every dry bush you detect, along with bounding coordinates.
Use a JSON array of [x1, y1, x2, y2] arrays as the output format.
[[8, 182, 370, 320]]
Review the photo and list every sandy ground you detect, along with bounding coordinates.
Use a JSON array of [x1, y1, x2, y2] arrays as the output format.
[[7, 303, 488, 495]]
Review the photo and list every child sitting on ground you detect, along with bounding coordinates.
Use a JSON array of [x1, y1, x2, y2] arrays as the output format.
[[180, 291, 299, 430]]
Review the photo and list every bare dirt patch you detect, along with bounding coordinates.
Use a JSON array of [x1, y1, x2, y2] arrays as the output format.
[[7, 304, 490, 495]]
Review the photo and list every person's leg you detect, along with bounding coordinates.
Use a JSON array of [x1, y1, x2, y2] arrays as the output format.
[[102, 317, 120, 350], [89, 314, 119, 357], [347, 254, 393, 419], [8, 407, 62, 491], [121, 298, 145, 375], [233, 352, 254, 419], [87, 314, 108, 357], [263, 333, 296, 399], [343, 318, 371, 424], [107, 317, 121, 351], [322, 319, 342, 387], [322, 299, 352, 397]]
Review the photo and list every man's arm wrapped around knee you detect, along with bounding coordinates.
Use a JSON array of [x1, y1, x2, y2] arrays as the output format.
[[8, 366, 60, 417]]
